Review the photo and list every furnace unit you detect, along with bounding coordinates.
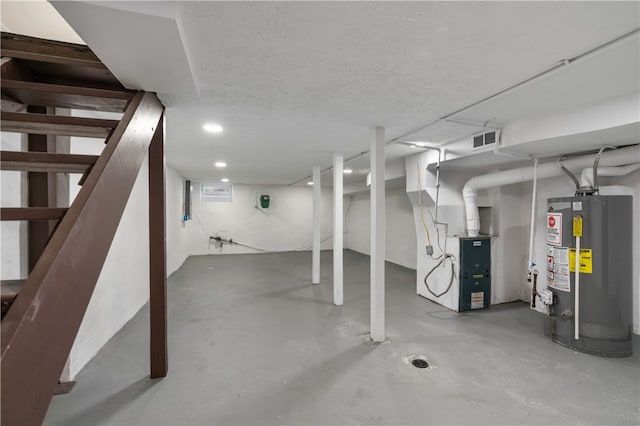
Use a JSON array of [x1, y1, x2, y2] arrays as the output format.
[[459, 237, 491, 311]]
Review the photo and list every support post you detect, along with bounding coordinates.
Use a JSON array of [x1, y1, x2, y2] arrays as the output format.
[[333, 153, 343, 305], [149, 113, 168, 378], [27, 106, 55, 271], [312, 165, 321, 284], [370, 127, 386, 342]]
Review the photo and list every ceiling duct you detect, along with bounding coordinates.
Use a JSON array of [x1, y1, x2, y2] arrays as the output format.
[[473, 131, 498, 149]]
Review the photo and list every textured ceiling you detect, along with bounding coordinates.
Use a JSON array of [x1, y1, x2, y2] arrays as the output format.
[[52, 1, 640, 185]]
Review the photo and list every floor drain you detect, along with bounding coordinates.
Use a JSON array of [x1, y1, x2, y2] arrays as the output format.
[[411, 359, 429, 369]]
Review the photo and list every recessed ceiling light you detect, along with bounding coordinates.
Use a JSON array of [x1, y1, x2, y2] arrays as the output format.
[[410, 145, 418, 149], [203, 123, 223, 133], [343, 169, 353, 174], [414, 142, 427, 147], [214, 161, 227, 168], [307, 181, 314, 185], [221, 178, 229, 183]]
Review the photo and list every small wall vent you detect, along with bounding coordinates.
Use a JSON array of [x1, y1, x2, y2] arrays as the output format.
[[473, 131, 497, 149]]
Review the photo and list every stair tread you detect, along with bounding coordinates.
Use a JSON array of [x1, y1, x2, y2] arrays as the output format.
[[1, 279, 25, 316], [1, 111, 119, 138], [1, 33, 106, 69], [1, 279, 25, 298], [1, 150, 99, 173], [1, 80, 134, 112], [1, 207, 68, 221]]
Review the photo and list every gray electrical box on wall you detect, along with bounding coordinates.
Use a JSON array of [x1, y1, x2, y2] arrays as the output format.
[[459, 237, 491, 311]]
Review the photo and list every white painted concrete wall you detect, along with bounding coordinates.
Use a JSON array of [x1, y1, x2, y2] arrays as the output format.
[[69, 157, 150, 378], [185, 183, 336, 255], [166, 166, 189, 275], [346, 187, 417, 270], [0, 132, 26, 280], [59, 134, 191, 380], [406, 151, 476, 311], [66, 110, 153, 378]]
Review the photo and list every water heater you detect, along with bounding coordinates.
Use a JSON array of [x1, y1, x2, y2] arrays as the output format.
[[545, 195, 633, 357]]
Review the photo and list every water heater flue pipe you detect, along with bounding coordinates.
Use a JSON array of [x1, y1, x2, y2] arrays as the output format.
[[580, 163, 640, 189], [463, 144, 640, 237]]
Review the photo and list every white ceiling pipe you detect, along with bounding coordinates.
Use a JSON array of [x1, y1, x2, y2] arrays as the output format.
[[463, 144, 640, 237], [580, 163, 640, 188]]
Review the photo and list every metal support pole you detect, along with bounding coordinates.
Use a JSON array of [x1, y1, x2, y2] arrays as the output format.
[[370, 127, 386, 342], [312, 165, 321, 284], [333, 153, 343, 305]]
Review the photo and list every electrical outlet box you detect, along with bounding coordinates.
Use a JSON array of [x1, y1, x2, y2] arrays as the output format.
[[538, 288, 554, 305], [426, 245, 433, 256]]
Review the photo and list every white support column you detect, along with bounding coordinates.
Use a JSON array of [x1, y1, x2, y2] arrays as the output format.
[[312, 165, 321, 284], [333, 153, 344, 305], [370, 126, 386, 342]]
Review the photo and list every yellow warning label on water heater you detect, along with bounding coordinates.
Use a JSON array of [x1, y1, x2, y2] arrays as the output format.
[[573, 215, 583, 237], [569, 248, 592, 274]]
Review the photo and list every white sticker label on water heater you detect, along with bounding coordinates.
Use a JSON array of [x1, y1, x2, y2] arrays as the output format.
[[547, 246, 570, 292], [547, 213, 562, 246]]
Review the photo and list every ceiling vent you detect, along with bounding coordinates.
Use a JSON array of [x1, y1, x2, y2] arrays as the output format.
[[473, 131, 497, 149]]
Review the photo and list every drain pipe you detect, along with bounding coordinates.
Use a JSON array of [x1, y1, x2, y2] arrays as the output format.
[[463, 144, 640, 237], [527, 158, 539, 272], [526, 158, 539, 291]]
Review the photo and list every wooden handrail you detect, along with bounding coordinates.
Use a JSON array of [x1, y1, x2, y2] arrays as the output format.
[[0, 91, 164, 426]]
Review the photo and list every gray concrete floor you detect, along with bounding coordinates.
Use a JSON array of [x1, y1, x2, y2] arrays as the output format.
[[45, 250, 640, 425]]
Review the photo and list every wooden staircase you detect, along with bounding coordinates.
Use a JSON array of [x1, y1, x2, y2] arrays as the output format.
[[1, 32, 168, 425]]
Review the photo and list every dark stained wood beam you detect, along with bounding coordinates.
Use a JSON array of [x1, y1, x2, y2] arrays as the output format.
[[1, 80, 134, 112], [26, 106, 53, 272], [1, 208, 67, 221], [1, 111, 118, 138], [0, 151, 98, 173], [149, 114, 168, 379]]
